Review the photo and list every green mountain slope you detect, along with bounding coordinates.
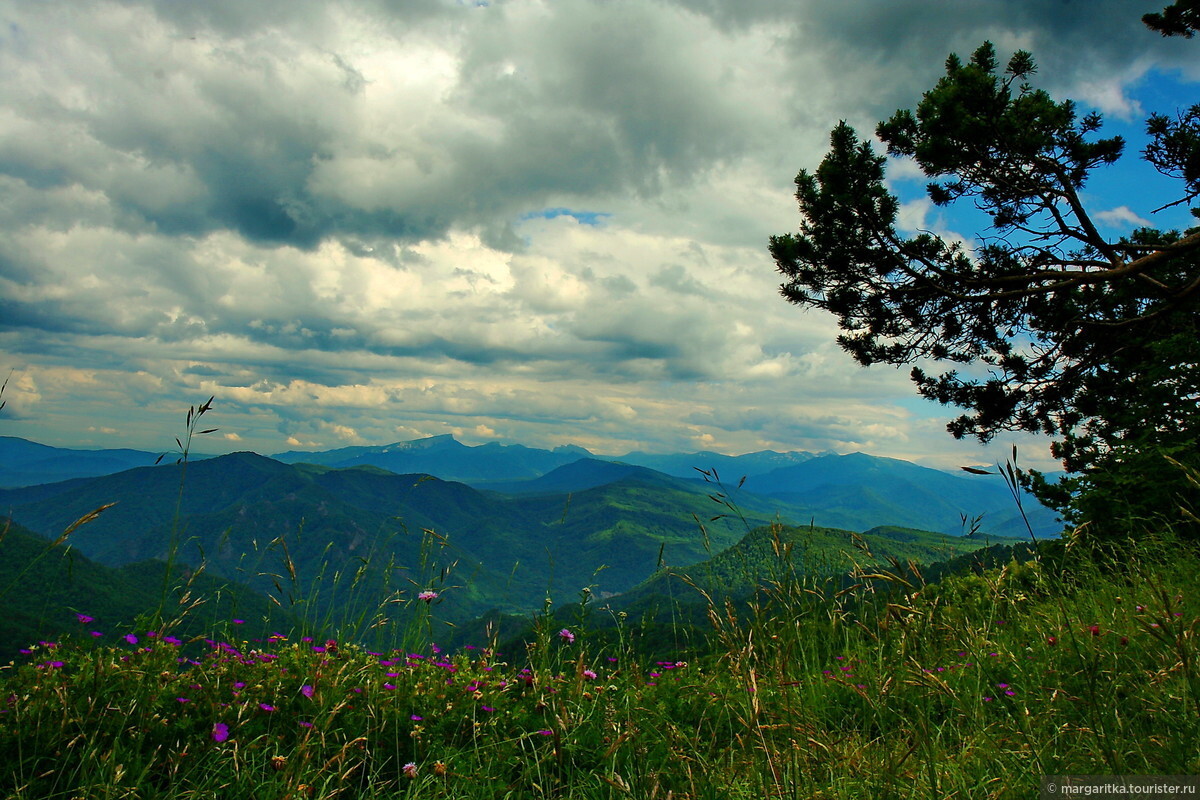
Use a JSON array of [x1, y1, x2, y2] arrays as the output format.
[[608, 522, 1018, 616], [0, 456, 784, 627], [0, 517, 280, 662]]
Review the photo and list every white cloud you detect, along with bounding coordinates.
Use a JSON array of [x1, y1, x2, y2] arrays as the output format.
[[1095, 205, 1153, 229], [1, 0, 1189, 473]]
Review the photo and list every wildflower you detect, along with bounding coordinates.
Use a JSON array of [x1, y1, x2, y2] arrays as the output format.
[[212, 722, 230, 742], [90, 631, 103, 637], [1047, 636, 1057, 646], [123, 633, 138, 645], [76, 613, 94, 624], [418, 590, 439, 602], [176, 697, 191, 704], [434, 761, 447, 777], [403, 762, 418, 779], [232, 619, 244, 625], [1088, 624, 1101, 636], [559, 628, 575, 644], [271, 755, 287, 771], [583, 669, 597, 680], [411, 714, 424, 721], [301, 684, 314, 698], [259, 703, 276, 712]]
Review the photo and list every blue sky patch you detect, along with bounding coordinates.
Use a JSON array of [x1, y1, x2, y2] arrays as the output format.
[[521, 208, 612, 227]]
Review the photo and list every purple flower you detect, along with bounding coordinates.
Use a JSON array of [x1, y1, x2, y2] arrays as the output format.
[[558, 628, 575, 644], [411, 714, 424, 721], [259, 703, 276, 712], [583, 669, 597, 680], [403, 762, 418, 779], [301, 684, 314, 698], [123, 634, 138, 645], [176, 697, 191, 704], [90, 631, 104, 638], [76, 613, 94, 624], [212, 722, 230, 742], [418, 590, 439, 602]]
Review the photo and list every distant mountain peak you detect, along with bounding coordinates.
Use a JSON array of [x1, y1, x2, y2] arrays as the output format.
[[386, 434, 461, 452]]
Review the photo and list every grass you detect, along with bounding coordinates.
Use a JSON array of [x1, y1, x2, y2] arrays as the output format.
[[1, 524, 1197, 799]]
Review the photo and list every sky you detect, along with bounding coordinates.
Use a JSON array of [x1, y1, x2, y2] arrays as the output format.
[[0, 0, 1197, 470]]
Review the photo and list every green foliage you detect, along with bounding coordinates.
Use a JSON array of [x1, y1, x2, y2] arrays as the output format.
[[1144, 0, 1200, 38], [0, 517, 281, 663], [770, 35, 1200, 541], [2, 518, 1196, 798]]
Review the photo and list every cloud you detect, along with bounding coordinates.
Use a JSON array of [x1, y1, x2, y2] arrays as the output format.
[[1, 0, 1192, 472], [1095, 205, 1153, 229]]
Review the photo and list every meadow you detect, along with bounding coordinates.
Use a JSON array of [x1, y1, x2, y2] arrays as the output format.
[[1, 519, 1196, 799]]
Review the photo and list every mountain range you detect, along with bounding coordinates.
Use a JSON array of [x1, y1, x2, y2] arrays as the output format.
[[0, 433, 1053, 653], [0, 433, 1060, 538]]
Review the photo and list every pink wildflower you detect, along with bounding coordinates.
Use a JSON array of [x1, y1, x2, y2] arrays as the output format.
[[212, 722, 230, 742]]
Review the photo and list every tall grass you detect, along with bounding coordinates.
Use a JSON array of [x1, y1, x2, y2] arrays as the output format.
[[2, 516, 1196, 798]]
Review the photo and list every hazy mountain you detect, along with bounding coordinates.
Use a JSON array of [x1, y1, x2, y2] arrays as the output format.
[[272, 434, 594, 483], [0, 436, 167, 488], [477, 458, 694, 495], [613, 448, 822, 479], [274, 435, 829, 485], [741, 452, 1058, 538]]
